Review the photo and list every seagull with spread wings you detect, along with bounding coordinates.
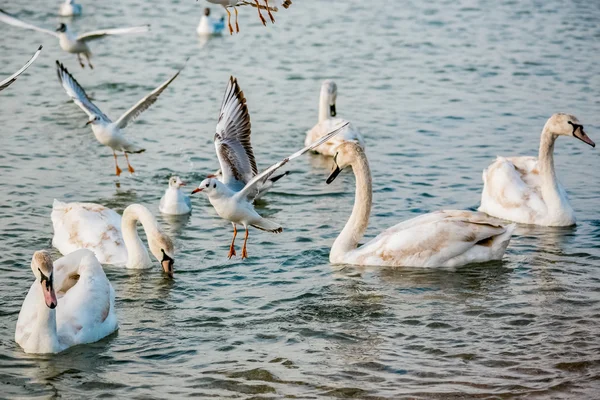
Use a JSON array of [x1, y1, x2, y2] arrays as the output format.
[[203, 0, 292, 35], [0, 45, 42, 92], [192, 76, 348, 259], [56, 61, 183, 176], [0, 9, 148, 68]]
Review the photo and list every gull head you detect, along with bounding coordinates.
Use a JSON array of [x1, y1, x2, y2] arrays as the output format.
[[55, 23, 67, 33], [31, 251, 58, 309], [544, 113, 595, 148], [191, 177, 223, 197], [204, 7, 211, 16], [85, 116, 102, 127], [168, 176, 186, 189], [321, 80, 338, 117]]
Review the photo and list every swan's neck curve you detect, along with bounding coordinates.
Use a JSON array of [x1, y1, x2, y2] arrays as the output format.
[[30, 288, 60, 353], [122, 205, 160, 268], [318, 89, 330, 123], [538, 128, 570, 215], [330, 151, 372, 263]]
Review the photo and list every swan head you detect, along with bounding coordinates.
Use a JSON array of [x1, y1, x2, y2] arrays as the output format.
[[321, 80, 338, 117], [545, 113, 595, 147], [31, 251, 58, 309], [191, 177, 224, 197], [55, 23, 67, 33], [148, 233, 175, 278], [168, 176, 186, 189], [326, 141, 364, 184]]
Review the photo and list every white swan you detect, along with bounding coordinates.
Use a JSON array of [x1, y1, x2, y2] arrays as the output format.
[[15, 249, 118, 354], [305, 80, 365, 156], [51, 201, 175, 277], [59, 0, 82, 17], [479, 113, 595, 226], [159, 176, 192, 215], [197, 8, 225, 35], [327, 142, 515, 267]]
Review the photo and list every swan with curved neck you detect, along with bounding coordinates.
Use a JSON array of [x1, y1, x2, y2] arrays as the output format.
[[305, 80, 365, 156], [52, 201, 175, 277], [327, 142, 515, 267], [479, 113, 595, 226], [15, 249, 118, 354]]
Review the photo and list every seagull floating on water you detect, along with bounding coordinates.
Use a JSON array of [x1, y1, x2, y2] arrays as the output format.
[[160, 176, 192, 215], [0, 9, 148, 68], [0, 45, 42, 92], [58, 0, 82, 17], [56, 61, 183, 176], [203, 0, 292, 35], [197, 8, 225, 35]]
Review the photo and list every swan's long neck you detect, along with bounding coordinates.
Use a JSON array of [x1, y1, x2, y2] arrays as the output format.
[[31, 290, 59, 352], [330, 151, 372, 262], [538, 128, 567, 212], [122, 205, 160, 268], [318, 89, 330, 123]]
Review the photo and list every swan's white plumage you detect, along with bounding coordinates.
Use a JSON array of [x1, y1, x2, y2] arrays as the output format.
[[15, 249, 118, 354]]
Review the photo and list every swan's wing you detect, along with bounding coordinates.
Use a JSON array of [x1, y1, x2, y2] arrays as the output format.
[[357, 210, 512, 267], [114, 63, 183, 129], [0, 45, 42, 92], [0, 9, 59, 37], [77, 25, 150, 42], [51, 200, 125, 265], [214, 76, 257, 189], [56, 61, 111, 122], [235, 121, 349, 201]]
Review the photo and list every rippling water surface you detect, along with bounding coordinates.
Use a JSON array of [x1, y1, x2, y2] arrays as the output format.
[[1, 0, 600, 398]]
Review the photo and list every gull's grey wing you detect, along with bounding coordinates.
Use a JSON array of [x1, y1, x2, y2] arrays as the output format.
[[0, 45, 42, 92], [235, 122, 349, 202], [0, 9, 59, 37], [77, 25, 150, 42], [56, 60, 110, 121], [214, 76, 258, 191]]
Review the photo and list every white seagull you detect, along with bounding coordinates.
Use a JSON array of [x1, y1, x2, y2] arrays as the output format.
[[197, 8, 225, 35], [203, 0, 292, 35], [59, 0, 82, 17], [0, 9, 148, 68], [160, 176, 192, 215], [0, 45, 42, 92], [191, 86, 348, 259], [56, 60, 183, 176]]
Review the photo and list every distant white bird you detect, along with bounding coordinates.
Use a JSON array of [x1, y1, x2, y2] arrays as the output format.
[[192, 93, 348, 260], [58, 0, 82, 17], [160, 176, 192, 215], [203, 0, 292, 35], [306, 80, 366, 156], [0, 45, 42, 92], [197, 7, 225, 35], [56, 60, 183, 176], [0, 9, 148, 68]]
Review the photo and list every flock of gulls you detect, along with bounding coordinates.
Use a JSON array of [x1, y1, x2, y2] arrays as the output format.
[[2, 1, 595, 355]]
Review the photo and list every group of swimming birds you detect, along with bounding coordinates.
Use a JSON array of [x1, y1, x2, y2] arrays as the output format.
[[3, 1, 595, 355]]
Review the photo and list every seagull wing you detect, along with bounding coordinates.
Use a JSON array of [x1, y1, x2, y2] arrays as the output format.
[[235, 121, 349, 202], [114, 63, 184, 130], [0, 9, 59, 37], [0, 45, 42, 92], [214, 76, 257, 191], [56, 60, 110, 122], [77, 25, 150, 42]]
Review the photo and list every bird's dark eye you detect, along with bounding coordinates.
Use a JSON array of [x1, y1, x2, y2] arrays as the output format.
[[205, 183, 209, 187], [213, 183, 216, 188]]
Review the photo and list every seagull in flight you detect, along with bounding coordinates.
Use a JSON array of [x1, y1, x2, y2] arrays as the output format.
[[0, 9, 149, 68], [203, 0, 292, 35], [192, 76, 348, 259], [56, 60, 183, 176], [0, 45, 42, 92]]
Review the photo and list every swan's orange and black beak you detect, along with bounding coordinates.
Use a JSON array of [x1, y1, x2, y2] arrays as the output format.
[[39, 269, 57, 309], [330, 104, 337, 117], [160, 249, 174, 278], [326, 153, 342, 184], [569, 121, 595, 148]]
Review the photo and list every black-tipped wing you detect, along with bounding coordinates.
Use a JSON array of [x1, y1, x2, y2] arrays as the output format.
[[56, 61, 110, 121], [214, 76, 258, 191], [0, 9, 58, 37], [0, 45, 42, 92], [235, 122, 350, 202]]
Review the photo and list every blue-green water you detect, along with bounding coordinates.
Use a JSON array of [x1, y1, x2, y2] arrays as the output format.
[[1, 0, 600, 398]]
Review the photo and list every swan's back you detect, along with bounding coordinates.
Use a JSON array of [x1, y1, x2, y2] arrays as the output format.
[[51, 200, 126, 265], [306, 118, 365, 156], [345, 210, 514, 268]]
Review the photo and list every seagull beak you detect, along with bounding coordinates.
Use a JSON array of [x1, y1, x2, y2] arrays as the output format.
[[85, 120, 93, 126], [179, 182, 187, 187], [191, 187, 203, 194], [206, 174, 216, 179]]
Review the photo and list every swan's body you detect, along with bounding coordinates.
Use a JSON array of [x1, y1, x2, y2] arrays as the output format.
[[51, 201, 175, 276], [59, 0, 82, 17], [160, 176, 192, 215], [15, 250, 118, 354], [197, 8, 225, 35], [479, 113, 595, 226], [327, 142, 515, 267], [306, 80, 365, 156]]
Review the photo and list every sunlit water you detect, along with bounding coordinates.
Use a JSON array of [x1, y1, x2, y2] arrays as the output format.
[[1, 0, 600, 398]]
